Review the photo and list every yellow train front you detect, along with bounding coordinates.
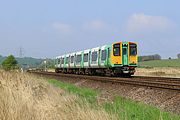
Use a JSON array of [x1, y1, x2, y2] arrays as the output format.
[[109, 42, 138, 76]]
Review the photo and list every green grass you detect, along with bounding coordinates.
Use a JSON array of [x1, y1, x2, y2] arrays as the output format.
[[48, 79, 98, 103], [104, 96, 180, 120], [48, 79, 180, 120], [139, 59, 180, 67]]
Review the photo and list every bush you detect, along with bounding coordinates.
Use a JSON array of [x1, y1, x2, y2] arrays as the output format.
[[2, 55, 18, 71]]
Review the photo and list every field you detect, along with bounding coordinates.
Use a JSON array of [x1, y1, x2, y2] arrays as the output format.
[[139, 59, 180, 68], [135, 67, 180, 77], [137, 59, 180, 77]]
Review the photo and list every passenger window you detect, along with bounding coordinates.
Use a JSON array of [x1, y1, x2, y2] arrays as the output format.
[[113, 44, 120, 56], [101, 50, 106, 60], [66, 57, 69, 64], [61, 58, 64, 64], [84, 53, 88, 62], [92, 51, 97, 61], [57, 59, 60, 64], [71, 56, 74, 63], [76, 55, 81, 63]]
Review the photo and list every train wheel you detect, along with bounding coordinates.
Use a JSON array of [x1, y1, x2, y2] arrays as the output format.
[[55, 68, 60, 73]]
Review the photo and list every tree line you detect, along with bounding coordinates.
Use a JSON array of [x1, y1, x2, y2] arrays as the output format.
[[0, 55, 55, 71], [139, 53, 180, 62], [138, 54, 161, 62]]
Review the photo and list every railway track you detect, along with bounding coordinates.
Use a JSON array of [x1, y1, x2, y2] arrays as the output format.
[[31, 71, 180, 91]]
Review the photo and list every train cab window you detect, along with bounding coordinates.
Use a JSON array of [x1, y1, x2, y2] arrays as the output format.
[[113, 43, 120, 56], [92, 51, 98, 61], [130, 44, 137, 56], [76, 55, 82, 63], [61, 58, 64, 64], [71, 56, 74, 63], [101, 50, 106, 61], [84, 53, 88, 62]]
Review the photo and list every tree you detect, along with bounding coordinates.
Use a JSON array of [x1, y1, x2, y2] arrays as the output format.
[[177, 53, 180, 59], [2, 55, 18, 71]]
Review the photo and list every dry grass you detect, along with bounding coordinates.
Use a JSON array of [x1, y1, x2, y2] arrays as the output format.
[[135, 67, 180, 77], [0, 71, 117, 120]]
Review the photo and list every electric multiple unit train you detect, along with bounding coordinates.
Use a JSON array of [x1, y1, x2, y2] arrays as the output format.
[[55, 42, 138, 76]]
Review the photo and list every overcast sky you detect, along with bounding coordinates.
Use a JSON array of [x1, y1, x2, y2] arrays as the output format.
[[0, 0, 179, 58]]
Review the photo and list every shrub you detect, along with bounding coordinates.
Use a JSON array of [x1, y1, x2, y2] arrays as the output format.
[[2, 55, 18, 71]]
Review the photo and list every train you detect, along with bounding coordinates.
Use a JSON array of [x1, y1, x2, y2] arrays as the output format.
[[55, 41, 138, 76]]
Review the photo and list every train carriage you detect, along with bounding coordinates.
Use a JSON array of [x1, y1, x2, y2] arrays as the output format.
[[55, 41, 138, 76]]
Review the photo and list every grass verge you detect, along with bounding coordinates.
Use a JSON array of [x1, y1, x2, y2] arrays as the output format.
[[48, 79, 98, 103], [104, 96, 180, 120], [48, 79, 180, 120]]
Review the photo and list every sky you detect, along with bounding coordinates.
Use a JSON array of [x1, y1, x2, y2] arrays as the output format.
[[0, 0, 180, 58]]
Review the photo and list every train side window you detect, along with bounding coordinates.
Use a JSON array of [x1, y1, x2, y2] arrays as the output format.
[[60, 58, 62, 64], [92, 51, 97, 61], [130, 44, 137, 56], [84, 53, 88, 62], [57, 59, 60, 64], [113, 43, 120, 56], [71, 56, 74, 63], [61, 58, 64, 64], [66, 57, 69, 64], [76, 55, 82, 63], [101, 50, 106, 60]]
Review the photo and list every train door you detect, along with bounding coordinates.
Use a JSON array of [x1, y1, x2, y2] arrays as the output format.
[[122, 43, 128, 65]]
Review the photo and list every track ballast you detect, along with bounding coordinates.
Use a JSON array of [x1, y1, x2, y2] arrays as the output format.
[[30, 71, 180, 91]]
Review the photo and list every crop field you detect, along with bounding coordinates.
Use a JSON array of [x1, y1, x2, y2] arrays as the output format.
[[138, 59, 180, 68], [135, 67, 180, 77], [0, 71, 180, 120]]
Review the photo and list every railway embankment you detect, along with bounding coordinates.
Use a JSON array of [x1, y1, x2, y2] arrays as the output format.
[[31, 71, 180, 116], [1, 70, 179, 120]]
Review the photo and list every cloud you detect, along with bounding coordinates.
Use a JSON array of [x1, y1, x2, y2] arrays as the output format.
[[125, 13, 174, 33], [52, 22, 73, 34], [83, 20, 108, 31]]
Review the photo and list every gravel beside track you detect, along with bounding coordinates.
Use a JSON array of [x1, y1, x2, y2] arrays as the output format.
[[31, 72, 180, 114]]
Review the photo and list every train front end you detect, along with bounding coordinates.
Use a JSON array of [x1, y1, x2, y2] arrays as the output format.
[[110, 42, 138, 75]]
